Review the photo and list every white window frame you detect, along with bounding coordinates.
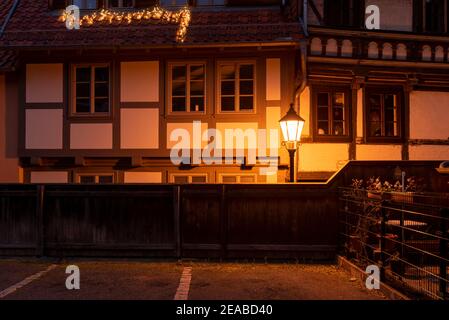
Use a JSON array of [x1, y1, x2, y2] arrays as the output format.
[[217, 60, 257, 114], [167, 62, 207, 114], [71, 63, 111, 116], [170, 173, 208, 184], [218, 173, 257, 184], [77, 173, 115, 184]]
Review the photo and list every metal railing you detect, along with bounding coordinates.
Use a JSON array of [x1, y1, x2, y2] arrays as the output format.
[[339, 187, 449, 300]]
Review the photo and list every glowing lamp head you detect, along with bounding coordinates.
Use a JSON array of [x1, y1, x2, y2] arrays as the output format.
[[279, 104, 305, 145]]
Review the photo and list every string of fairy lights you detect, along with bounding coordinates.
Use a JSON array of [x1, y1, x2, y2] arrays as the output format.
[[59, 6, 191, 43]]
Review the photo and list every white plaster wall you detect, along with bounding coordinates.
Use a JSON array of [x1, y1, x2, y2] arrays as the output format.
[[365, 0, 413, 32], [120, 61, 159, 102], [120, 108, 159, 149], [409, 146, 449, 160], [124, 172, 162, 183], [357, 145, 402, 160], [70, 123, 113, 149], [299, 143, 349, 172], [215, 122, 259, 150], [167, 122, 209, 149], [26, 64, 63, 103], [410, 91, 449, 140], [30, 171, 68, 184], [25, 109, 63, 149]]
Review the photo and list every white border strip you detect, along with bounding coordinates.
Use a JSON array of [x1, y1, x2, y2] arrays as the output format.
[[174, 267, 192, 300], [0, 264, 58, 299]]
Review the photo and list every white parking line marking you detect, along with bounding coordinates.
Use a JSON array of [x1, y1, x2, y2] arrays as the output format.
[[0, 264, 58, 299], [174, 267, 192, 300]]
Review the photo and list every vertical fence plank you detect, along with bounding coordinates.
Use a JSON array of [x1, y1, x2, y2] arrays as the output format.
[[35, 185, 45, 257], [220, 185, 227, 259], [174, 185, 181, 259]]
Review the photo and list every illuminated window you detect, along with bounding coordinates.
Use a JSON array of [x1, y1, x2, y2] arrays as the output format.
[[78, 174, 114, 184], [168, 63, 206, 113], [73, 0, 98, 9], [170, 174, 208, 184], [365, 88, 402, 140], [218, 62, 255, 113], [72, 64, 110, 115], [312, 87, 350, 140]]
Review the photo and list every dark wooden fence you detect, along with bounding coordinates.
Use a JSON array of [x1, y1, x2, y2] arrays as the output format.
[[0, 184, 339, 259], [0, 161, 446, 259]]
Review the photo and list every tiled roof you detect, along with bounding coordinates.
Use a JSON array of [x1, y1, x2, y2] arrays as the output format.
[[0, 49, 17, 71], [0, 1, 303, 48]]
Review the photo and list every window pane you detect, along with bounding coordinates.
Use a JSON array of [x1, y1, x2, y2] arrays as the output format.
[[239, 96, 254, 110], [79, 176, 96, 184], [76, 83, 91, 98], [333, 107, 344, 121], [98, 175, 113, 184], [369, 94, 381, 108], [191, 176, 207, 183], [318, 121, 329, 135], [332, 121, 345, 136], [240, 176, 255, 183], [76, 98, 90, 113], [333, 93, 344, 106], [221, 97, 235, 111], [370, 121, 382, 137], [172, 81, 186, 96], [385, 108, 395, 122], [318, 107, 328, 121], [317, 93, 328, 107], [239, 64, 254, 80], [190, 65, 204, 80], [173, 176, 189, 184], [222, 176, 237, 183], [385, 122, 397, 137], [190, 81, 204, 96], [190, 97, 204, 112], [221, 65, 235, 80], [95, 83, 109, 98], [172, 66, 186, 81], [221, 81, 235, 95], [76, 67, 91, 82], [172, 97, 186, 112], [95, 67, 109, 82], [239, 80, 253, 95], [94, 98, 109, 113]]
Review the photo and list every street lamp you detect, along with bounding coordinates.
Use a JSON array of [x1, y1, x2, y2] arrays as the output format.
[[279, 104, 306, 183]]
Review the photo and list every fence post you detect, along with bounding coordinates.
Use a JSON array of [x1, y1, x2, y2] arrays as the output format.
[[36, 185, 45, 257], [220, 185, 227, 260], [439, 208, 448, 299], [174, 185, 181, 259]]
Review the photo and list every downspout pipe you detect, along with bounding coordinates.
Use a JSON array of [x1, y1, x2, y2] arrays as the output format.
[[295, 0, 308, 105], [294, 0, 308, 183], [0, 0, 20, 39]]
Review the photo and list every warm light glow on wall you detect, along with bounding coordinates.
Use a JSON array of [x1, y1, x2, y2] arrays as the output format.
[[58, 6, 191, 43]]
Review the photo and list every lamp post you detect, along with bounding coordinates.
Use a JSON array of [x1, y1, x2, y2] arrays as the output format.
[[279, 104, 306, 183]]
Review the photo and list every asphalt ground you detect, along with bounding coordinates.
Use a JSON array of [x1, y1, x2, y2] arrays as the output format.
[[0, 259, 386, 300]]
